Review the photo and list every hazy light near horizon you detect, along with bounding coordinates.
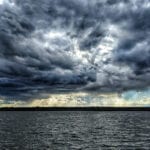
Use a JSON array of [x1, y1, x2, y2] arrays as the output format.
[[0, 92, 149, 107]]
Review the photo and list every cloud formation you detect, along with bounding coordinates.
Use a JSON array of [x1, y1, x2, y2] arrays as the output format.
[[0, 0, 150, 101]]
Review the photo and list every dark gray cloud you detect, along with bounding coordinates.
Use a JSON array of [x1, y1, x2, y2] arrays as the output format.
[[0, 0, 150, 100]]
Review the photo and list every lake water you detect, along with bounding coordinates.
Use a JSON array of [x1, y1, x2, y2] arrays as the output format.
[[0, 111, 149, 149]]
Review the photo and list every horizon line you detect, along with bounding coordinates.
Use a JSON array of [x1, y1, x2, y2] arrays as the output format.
[[0, 106, 149, 111]]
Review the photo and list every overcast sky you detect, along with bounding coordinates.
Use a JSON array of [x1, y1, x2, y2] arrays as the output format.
[[0, 0, 150, 106]]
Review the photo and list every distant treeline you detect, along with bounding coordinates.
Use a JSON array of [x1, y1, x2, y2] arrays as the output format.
[[0, 107, 149, 111]]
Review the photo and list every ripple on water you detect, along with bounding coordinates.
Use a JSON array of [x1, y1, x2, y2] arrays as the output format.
[[0, 111, 149, 149]]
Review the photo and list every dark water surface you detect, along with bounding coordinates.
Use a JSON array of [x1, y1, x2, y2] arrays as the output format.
[[0, 111, 149, 150]]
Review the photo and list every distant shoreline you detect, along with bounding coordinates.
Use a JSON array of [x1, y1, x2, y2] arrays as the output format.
[[0, 107, 149, 111]]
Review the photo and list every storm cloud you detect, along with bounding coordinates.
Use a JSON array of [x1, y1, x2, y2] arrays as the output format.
[[0, 0, 150, 100]]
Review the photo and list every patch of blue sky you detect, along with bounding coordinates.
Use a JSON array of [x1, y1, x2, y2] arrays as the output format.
[[122, 88, 150, 101]]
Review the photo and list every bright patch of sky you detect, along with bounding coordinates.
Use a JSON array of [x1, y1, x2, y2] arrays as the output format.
[[122, 88, 150, 100], [0, 0, 4, 5]]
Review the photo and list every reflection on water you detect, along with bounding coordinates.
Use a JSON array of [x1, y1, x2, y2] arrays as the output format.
[[0, 111, 149, 149]]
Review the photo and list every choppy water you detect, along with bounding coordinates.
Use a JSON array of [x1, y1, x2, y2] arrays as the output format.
[[0, 111, 149, 150]]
